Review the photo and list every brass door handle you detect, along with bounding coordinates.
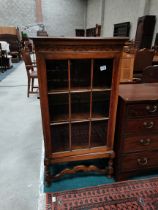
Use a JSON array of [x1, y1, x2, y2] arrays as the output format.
[[143, 121, 154, 129], [146, 105, 157, 113], [139, 138, 151, 145], [137, 157, 148, 166]]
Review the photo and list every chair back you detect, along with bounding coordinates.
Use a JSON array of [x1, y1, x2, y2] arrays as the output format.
[[21, 50, 32, 65], [133, 48, 154, 73], [21, 49, 35, 77], [142, 65, 158, 83]]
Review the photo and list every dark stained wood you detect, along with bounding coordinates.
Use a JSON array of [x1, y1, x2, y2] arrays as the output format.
[[114, 83, 158, 181], [119, 83, 158, 101], [120, 150, 158, 173], [135, 15, 156, 49], [113, 22, 130, 37], [142, 65, 158, 83], [32, 37, 128, 184], [122, 135, 158, 153]]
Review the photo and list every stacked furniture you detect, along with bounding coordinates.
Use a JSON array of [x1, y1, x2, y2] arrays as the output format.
[[135, 15, 156, 49], [115, 83, 158, 181], [32, 37, 127, 184], [76, 24, 101, 37], [0, 26, 21, 62], [86, 24, 101, 37]]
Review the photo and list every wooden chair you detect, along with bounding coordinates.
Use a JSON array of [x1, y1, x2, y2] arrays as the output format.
[[21, 50, 38, 97], [142, 65, 158, 83], [133, 48, 154, 76]]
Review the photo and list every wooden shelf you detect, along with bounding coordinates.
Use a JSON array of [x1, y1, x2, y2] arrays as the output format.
[[50, 113, 109, 125], [48, 88, 69, 94], [92, 87, 111, 92], [48, 87, 111, 94]]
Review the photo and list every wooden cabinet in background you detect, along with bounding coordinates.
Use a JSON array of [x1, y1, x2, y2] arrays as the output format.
[[32, 37, 127, 184], [115, 83, 158, 181], [113, 22, 130, 37], [119, 51, 135, 83], [75, 29, 85, 37], [135, 15, 156, 49]]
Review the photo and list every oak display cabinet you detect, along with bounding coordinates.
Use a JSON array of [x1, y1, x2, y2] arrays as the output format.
[[32, 37, 128, 184]]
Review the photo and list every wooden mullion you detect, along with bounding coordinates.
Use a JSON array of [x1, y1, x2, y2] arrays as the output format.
[[68, 60, 72, 151], [89, 59, 94, 148]]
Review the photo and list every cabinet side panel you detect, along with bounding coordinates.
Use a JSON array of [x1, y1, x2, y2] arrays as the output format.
[[36, 53, 52, 156]]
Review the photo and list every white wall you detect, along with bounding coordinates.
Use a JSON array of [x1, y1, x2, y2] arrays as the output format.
[[42, 0, 86, 36], [86, 0, 102, 28], [102, 0, 148, 39], [0, 0, 36, 27]]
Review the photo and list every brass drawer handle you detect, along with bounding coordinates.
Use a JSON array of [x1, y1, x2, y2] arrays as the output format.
[[137, 157, 148, 166], [139, 138, 151, 145], [146, 105, 157, 113], [143, 121, 154, 129]]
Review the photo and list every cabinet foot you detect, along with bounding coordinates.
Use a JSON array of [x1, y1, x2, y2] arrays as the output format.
[[107, 152, 115, 177]]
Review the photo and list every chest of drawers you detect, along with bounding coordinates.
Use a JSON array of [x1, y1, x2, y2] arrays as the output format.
[[115, 83, 158, 181]]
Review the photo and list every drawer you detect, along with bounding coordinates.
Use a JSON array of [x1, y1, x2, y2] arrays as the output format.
[[120, 150, 158, 173], [126, 117, 158, 133], [123, 135, 158, 153], [127, 103, 158, 118]]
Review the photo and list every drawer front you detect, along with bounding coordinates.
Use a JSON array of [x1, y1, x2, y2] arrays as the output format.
[[120, 151, 158, 172], [127, 103, 158, 118], [123, 135, 158, 153], [126, 118, 158, 133]]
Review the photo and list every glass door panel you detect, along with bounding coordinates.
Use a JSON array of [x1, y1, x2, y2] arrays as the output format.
[[71, 93, 90, 121], [46, 60, 68, 92], [92, 92, 110, 119], [70, 59, 91, 90], [71, 122, 89, 150], [91, 120, 108, 147], [93, 59, 113, 89], [49, 94, 69, 123], [51, 124, 69, 152]]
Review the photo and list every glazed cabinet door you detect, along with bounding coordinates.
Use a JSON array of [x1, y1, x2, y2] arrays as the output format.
[[45, 58, 114, 154]]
